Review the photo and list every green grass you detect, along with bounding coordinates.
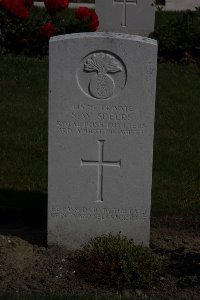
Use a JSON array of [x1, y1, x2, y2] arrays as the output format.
[[0, 56, 199, 217], [0, 56, 48, 192], [0, 295, 158, 300], [152, 64, 200, 216]]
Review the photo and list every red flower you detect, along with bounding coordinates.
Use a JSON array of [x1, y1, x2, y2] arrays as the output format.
[[75, 7, 91, 21], [11, 1, 29, 18], [75, 7, 99, 31], [0, 0, 7, 10], [44, 0, 69, 13], [88, 11, 99, 31], [0, 0, 10, 10], [0, 0, 29, 19], [39, 22, 55, 38]]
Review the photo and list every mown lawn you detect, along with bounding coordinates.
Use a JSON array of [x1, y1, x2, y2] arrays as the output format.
[[152, 63, 200, 216], [0, 295, 158, 300], [0, 56, 199, 217], [0, 56, 48, 192]]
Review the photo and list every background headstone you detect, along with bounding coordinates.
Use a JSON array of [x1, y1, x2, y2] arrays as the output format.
[[95, 0, 155, 36], [48, 32, 157, 249]]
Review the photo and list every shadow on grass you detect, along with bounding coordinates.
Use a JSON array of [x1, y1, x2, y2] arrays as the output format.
[[0, 189, 47, 246]]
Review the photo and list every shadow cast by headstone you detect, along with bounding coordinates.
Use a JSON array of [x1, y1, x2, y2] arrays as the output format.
[[0, 189, 47, 246]]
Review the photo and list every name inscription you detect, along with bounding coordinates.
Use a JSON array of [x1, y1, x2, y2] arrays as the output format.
[[51, 206, 147, 222], [57, 104, 145, 136]]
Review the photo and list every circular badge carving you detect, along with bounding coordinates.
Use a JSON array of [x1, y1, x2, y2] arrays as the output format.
[[77, 51, 127, 100]]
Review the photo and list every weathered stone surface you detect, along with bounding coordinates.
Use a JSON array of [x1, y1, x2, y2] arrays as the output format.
[[96, 0, 155, 36], [48, 32, 157, 249]]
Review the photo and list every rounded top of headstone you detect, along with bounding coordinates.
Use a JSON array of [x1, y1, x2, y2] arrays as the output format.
[[50, 32, 157, 46]]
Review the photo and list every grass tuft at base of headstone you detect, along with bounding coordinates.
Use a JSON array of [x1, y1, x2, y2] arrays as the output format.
[[72, 233, 160, 290]]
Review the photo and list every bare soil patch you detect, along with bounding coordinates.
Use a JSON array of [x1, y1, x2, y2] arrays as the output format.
[[0, 217, 200, 299]]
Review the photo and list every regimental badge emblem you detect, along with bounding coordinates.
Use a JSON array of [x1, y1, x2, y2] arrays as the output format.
[[77, 51, 127, 100]]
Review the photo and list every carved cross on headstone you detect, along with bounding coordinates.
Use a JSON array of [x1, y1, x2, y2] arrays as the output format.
[[81, 140, 121, 203], [114, 0, 137, 27]]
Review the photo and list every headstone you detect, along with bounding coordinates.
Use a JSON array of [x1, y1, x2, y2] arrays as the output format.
[[48, 32, 157, 249], [95, 0, 155, 36]]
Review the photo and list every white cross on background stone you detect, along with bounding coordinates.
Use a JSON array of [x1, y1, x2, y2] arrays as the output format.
[[81, 140, 121, 202], [114, 0, 137, 27]]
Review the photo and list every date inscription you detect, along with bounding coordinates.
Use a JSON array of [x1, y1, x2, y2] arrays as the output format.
[[51, 206, 148, 222]]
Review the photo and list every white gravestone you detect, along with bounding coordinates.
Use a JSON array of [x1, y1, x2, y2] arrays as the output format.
[[96, 0, 155, 37], [48, 32, 157, 249]]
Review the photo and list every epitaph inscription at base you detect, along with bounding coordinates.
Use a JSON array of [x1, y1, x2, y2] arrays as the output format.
[[48, 33, 157, 249]]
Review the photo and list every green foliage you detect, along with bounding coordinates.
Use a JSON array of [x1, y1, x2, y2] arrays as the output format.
[[0, 7, 95, 57], [1, 7, 200, 62], [72, 234, 158, 290], [150, 10, 200, 63], [0, 7, 48, 56]]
